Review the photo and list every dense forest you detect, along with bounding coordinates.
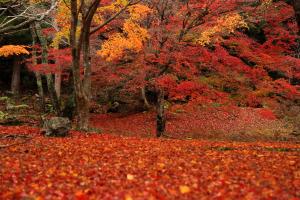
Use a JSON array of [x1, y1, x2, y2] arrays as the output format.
[[0, 0, 300, 199]]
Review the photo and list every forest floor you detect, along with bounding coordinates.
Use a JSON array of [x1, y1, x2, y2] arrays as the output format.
[[1, 94, 300, 199], [0, 124, 300, 199]]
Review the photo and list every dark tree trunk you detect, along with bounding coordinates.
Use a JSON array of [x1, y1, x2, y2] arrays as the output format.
[[55, 68, 62, 99], [293, 0, 300, 32], [156, 89, 166, 137], [70, 0, 88, 130], [141, 87, 150, 109], [70, 0, 100, 130], [46, 74, 61, 115], [11, 58, 20, 96]]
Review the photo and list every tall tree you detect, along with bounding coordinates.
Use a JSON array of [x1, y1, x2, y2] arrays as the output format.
[[0, 45, 29, 96], [69, 0, 141, 130]]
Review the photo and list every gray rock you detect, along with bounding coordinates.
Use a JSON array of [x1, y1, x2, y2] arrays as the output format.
[[41, 117, 71, 137]]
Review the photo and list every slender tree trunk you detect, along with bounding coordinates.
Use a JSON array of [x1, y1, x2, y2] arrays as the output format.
[[46, 74, 61, 114], [55, 68, 62, 99], [31, 24, 45, 112], [141, 87, 150, 109], [52, 0, 62, 100], [35, 22, 61, 115], [35, 73, 45, 111], [11, 58, 20, 96], [83, 34, 92, 99], [156, 89, 166, 137]]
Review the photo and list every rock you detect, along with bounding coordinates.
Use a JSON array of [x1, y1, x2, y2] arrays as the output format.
[[41, 117, 71, 137]]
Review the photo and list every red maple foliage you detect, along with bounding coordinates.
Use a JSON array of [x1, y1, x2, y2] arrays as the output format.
[[90, 0, 299, 113]]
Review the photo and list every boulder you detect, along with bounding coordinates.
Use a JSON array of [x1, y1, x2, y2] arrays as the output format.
[[41, 117, 71, 137]]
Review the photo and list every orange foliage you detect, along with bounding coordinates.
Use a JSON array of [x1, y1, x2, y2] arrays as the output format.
[[97, 4, 152, 61], [0, 45, 29, 57], [196, 13, 248, 46]]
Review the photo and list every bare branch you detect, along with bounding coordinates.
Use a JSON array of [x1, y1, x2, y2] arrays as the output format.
[[0, 0, 58, 35]]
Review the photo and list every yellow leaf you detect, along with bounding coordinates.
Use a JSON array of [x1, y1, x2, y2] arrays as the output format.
[[157, 163, 165, 168], [125, 194, 133, 200], [179, 185, 191, 194], [196, 13, 248, 46], [117, 0, 128, 6], [127, 174, 134, 180]]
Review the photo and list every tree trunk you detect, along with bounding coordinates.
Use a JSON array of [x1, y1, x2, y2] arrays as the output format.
[[35, 22, 61, 115], [76, 29, 93, 130], [11, 58, 20, 96], [35, 73, 45, 111], [30, 24, 45, 112], [83, 35, 92, 100], [52, 0, 62, 100], [46, 74, 61, 115], [69, 0, 100, 130], [293, 0, 300, 32], [141, 87, 150, 109], [70, 0, 88, 130], [55, 69, 62, 99], [71, 49, 90, 130], [156, 89, 166, 137]]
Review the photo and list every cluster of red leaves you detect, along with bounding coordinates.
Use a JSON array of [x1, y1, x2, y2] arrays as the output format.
[[0, 125, 299, 199], [27, 47, 71, 75]]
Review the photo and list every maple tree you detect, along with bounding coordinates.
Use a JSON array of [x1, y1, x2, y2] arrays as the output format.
[[67, 0, 150, 130], [91, 0, 299, 136], [0, 45, 29, 95]]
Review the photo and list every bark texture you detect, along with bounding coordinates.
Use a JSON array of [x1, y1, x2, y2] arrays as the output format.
[[35, 22, 61, 115], [293, 0, 300, 32], [11, 58, 20, 96], [30, 24, 45, 112], [156, 89, 166, 137]]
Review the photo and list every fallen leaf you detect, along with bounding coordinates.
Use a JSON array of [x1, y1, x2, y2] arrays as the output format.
[[179, 185, 191, 194], [127, 174, 134, 180]]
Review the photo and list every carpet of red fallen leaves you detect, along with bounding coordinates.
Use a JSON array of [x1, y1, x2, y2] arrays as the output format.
[[90, 106, 290, 140], [1, 125, 300, 200]]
